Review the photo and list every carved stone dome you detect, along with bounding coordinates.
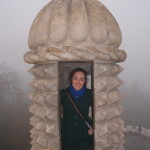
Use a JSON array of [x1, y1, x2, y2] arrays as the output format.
[[29, 0, 122, 50]]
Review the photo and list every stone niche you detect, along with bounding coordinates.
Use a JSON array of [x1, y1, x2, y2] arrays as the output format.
[[24, 0, 127, 150]]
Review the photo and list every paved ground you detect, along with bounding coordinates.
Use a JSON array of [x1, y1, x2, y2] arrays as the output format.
[[124, 134, 150, 150]]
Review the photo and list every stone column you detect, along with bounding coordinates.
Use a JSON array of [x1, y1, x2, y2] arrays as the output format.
[[28, 63, 59, 150], [94, 63, 125, 150]]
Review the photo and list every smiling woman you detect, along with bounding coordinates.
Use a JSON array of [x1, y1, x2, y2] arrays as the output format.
[[59, 62, 94, 150], [69, 68, 87, 91]]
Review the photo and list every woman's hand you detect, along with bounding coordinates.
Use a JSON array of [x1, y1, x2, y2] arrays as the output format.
[[88, 127, 93, 135]]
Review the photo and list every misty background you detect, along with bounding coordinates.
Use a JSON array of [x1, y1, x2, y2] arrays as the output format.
[[0, 0, 150, 149]]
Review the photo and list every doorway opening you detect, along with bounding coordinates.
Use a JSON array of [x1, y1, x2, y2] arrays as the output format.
[[58, 61, 94, 150]]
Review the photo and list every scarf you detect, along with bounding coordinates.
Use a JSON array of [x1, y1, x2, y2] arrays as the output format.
[[69, 85, 86, 102]]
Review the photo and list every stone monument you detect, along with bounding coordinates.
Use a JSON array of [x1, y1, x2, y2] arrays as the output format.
[[24, 0, 127, 149]]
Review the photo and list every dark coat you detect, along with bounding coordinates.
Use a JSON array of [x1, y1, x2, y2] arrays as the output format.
[[61, 87, 93, 139], [60, 88, 93, 150]]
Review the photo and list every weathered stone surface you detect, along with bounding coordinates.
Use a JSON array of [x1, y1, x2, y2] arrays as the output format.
[[94, 63, 125, 150], [25, 0, 127, 149], [28, 0, 122, 50], [24, 46, 126, 64]]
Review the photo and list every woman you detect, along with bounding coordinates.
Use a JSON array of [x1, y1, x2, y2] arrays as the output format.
[[60, 68, 93, 150]]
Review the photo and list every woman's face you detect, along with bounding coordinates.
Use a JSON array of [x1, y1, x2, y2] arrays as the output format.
[[72, 71, 86, 91]]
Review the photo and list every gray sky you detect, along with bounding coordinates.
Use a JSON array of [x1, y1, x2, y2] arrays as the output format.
[[0, 0, 150, 93]]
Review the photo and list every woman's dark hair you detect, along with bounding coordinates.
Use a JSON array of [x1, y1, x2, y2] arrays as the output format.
[[68, 68, 87, 86]]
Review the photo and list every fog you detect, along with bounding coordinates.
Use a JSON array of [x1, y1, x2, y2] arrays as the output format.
[[1, 0, 150, 91], [0, 0, 150, 149]]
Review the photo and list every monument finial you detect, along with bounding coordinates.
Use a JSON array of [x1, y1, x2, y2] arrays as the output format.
[[28, 0, 122, 50]]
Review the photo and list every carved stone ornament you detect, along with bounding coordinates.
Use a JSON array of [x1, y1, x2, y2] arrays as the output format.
[[24, 0, 127, 150]]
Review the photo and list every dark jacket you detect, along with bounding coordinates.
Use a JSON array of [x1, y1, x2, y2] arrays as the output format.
[[61, 88, 93, 140]]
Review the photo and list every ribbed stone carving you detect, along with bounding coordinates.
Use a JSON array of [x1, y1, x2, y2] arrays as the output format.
[[24, 0, 127, 149], [28, 0, 122, 50], [24, 46, 126, 64], [94, 63, 125, 150], [28, 63, 60, 150]]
